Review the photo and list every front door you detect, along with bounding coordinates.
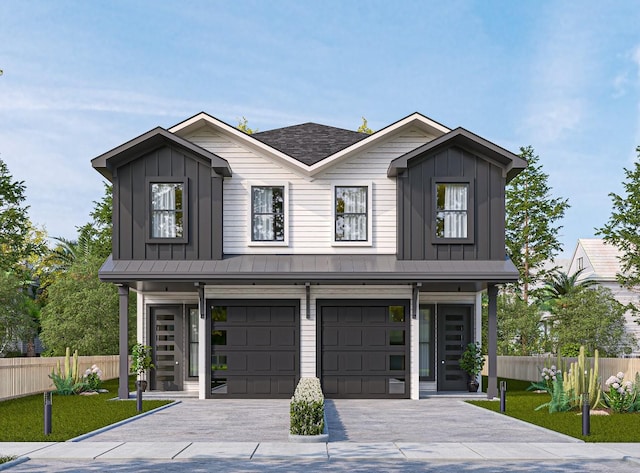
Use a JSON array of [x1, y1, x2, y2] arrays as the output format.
[[150, 306, 183, 391], [437, 305, 472, 391]]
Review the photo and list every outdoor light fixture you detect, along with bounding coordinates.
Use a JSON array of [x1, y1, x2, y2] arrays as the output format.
[[306, 282, 311, 319]]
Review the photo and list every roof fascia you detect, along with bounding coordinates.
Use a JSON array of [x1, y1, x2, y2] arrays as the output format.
[[387, 127, 526, 180], [91, 126, 232, 181], [169, 112, 314, 177], [306, 112, 450, 176]]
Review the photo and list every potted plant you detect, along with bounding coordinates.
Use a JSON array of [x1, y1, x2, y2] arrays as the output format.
[[459, 342, 485, 392], [130, 343, 155, 392]]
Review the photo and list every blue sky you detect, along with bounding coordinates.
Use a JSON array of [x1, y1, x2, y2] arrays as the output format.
[[1, 1, 639, 258]]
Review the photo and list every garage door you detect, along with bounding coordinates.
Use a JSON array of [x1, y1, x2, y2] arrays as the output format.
[[318, 300, 410, 398], [208, 300, 299, 398]]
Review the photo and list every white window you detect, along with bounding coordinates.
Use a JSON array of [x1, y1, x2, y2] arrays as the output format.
[[149, 180, 186, 241], [334, 185, 371, 243], [251, 185, 286, 242], [436, 182, 469, 239]]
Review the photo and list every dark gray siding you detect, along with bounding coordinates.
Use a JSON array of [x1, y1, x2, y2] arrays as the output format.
[[112, 144, 223, 260], [397, 145, 505, 261]]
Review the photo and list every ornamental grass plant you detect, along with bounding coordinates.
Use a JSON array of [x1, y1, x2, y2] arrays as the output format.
[[290, 377, 325, 436]]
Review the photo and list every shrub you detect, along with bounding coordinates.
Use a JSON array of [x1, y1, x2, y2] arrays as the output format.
[[602, 372, 640, 413], [83, 364, 103, 391], [290, 377, 324, 436]]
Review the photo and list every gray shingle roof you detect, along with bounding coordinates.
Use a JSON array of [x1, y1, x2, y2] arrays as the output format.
[[253, 123, 369, 165]]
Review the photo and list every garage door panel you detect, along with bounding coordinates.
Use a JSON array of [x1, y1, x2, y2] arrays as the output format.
[[272, 308, 296, 324], [343, 353, 362, 371], [366, 352, 387, 371], [227, 329, 247, 346], [322, 328, 339, 346], [273, 328, 295, 347], [323, 352, 339, 371], [210, 301, 299, 398], [248, 353, 271, 372], [228, 307, 247, 323], [364, 328, 387, 346], [227, 353, 247, 371], [340, 328, 362, 346], [248, 328, 271, 346], [366, 306, 387, 324], [273, 352, 295, 372], [342, 307, 362, 323], [319, 301, 409, 399]]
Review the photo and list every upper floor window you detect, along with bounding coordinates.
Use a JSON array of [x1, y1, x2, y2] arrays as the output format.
[[435, 181, 472, 241], [149, 179, 187, 242], [251, 185, 285, 242], [335, 186, 369, 242]]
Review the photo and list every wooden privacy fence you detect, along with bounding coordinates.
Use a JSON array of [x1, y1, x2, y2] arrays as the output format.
[[482, 355, 640, 388], [0, 355, 121, 401]]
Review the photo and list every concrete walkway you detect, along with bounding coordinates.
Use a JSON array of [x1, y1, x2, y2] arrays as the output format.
[[1, 397, 639, 471]]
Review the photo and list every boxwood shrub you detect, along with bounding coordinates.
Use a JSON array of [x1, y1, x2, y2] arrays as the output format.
[[290, 377, 325, 435]]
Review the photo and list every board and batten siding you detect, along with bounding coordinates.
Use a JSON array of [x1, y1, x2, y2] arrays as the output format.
[[397, 145, 506, 261], [185, 127, 434, 255], [112, 144, 223, 260]]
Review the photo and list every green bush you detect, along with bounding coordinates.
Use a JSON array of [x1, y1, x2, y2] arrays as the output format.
[[290, 377, 324, 436]]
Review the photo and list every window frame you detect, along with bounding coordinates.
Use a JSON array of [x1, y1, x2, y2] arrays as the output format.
[[145, 176, 189, 244], [432, 177, 474, 245], [248, 182, 289, 247], [332, 183, 373, 246]]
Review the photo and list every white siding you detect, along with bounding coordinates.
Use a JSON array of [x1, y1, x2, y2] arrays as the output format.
[[185, 127, 433, 255]]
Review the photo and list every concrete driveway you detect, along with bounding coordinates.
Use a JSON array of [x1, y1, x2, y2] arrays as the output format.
[[83, 397, 577, 444]]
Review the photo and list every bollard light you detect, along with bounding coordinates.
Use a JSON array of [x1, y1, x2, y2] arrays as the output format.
[[499, 381, 507, 412], [44, 391, 52, 435], [582, 392, 590, 436], [136, 381, 143, 413]]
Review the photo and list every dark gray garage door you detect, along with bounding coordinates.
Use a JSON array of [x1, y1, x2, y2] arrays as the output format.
[[318, 300, 410, 398], [208, 300, 299, 398]]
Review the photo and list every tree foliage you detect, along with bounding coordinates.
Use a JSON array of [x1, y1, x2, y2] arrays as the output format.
[[541, 269, 597, 302], [0, 158, 45, 275], [236, 117, 257, 134], [0, 272, 38, 356], [496, 291, 543, 355], [39, 254, 135, 355], [598, 146, 640, 288], [357, 117, 373, 134], [505, 147, 570, 302], [550, 286, 637, 357]]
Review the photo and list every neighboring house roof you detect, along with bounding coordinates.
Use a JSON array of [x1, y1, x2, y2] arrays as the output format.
[[99, 254, 519, 288], [168, 111, 451, 177], [252, 123, 369, 165], [91, 127, 232, 181], [570, 238, 624, 282], [387, 127, 527, 182]]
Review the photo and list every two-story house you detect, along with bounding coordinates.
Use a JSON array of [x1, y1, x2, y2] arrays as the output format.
[[91, 112, 526, 400]]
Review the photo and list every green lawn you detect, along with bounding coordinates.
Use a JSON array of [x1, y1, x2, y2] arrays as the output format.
[[0, 378, 172, 442], [470, 377, 640, 442]]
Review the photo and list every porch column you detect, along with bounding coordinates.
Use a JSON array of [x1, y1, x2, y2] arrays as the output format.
[[118, 284, 130, 400], [487, 284, 498, 399]]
